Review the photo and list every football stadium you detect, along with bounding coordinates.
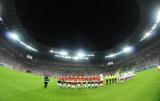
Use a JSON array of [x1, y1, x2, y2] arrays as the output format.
[[0, 0, 160, 101]]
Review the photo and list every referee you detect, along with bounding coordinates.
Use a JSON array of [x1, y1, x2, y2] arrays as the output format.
[[105, 76, 109, 85], [44, 76, 50, 89]]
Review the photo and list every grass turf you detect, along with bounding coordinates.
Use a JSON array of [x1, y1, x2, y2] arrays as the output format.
[[0, 66, 160, 101]]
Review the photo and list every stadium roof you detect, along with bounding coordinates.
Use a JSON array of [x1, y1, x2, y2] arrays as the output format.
[[14, 0, 140, 51]]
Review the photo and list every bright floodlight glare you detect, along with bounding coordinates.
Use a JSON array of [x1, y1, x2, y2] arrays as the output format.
[[84, 57, 89, 60], [91, 54, 95, 56], [122, 46, 134, 53], [0, 17, 2, 21], [145, 32, 151, 37], [0, 4, 1, 18], [59, 51, 68, 56], [55, 55, 60, 58], [77, 51, 85, 58], [72, 56, 79, 60], [151, 23, 157, 31], [6, 32, 38, 52], [88, 54, 95, 57], [157, 9, 160, 23], [140, 32, 152, 41], [50, 50, 54, 53], [106, 54, 116, 58], [7, 32, 20, 41], [20, 41, 38, 52], [64, 56, 72, 59]]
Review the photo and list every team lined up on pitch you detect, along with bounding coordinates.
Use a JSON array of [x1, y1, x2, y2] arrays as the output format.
[[44, 72, 135, 89], [57, 75, 104, 88]]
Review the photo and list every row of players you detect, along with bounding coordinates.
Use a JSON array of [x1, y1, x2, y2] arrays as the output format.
[[105, 75, 118, 85], [44, 73, 133, 89], [57, 75, 104, 88]]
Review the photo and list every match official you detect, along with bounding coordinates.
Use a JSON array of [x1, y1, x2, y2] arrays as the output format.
[[44, 76, 50, 89]]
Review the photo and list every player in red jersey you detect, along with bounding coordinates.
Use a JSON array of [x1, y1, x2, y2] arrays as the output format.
[[91, 76, 95, 88], [61, 76, 65, 88], [69, 76, 72, 88], [66, 76, 69, 88], [72, 76, 77, 88], [81, 76, 85, 88], [87, 76, 90, 88], [94, 76, 98, 87], [84, 76, 88, 88], [83, 76, 87, 88], [77, 76, 81, 88], [70, 75, 73, 88]]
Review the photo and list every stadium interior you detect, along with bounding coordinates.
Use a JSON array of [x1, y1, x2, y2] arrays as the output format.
[[0, 0, 160, 101]]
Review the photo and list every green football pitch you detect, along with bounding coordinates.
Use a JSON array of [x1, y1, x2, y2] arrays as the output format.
[[0, 66, 160, 101]]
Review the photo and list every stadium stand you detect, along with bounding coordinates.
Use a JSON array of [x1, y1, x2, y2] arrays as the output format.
[[0, 34, 160, 76], [108, 40, 160, 72]]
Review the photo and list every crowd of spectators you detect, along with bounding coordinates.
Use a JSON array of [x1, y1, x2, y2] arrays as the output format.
[[0, 39, 106, 76], [0, 35, 160, 76], [109, 40, 160, 72]]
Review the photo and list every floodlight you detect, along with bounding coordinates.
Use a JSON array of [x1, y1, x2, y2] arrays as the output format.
[[76, 51, 85, 58], [151, 23, 157, 31], [50, 50, 54, 53], [145, 32, 152, 37], [140, 32, 152, 41], [122, 46, 134, 53], [6, 31, 38, 52], [84, 57, 89, 60], [105, 54, 116, 58], [55, 55, 61, 58], [11, 34, 19, 41], [59, 51, 68, 56], [87, 54, 95, 57], [24, 44, 38, 52], [73, 51, 86, 60], [64, 56, 72, 59], [90, 54, 95, 56], [0, 7, 1, 15], [157, 9, 160, 23], [7, 32, 20, 41], [72, 56, 79, 60], [19, 40, 38, 52], [0, 17, 2, 22]]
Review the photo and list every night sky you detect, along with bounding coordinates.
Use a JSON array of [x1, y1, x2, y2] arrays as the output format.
[[15, 0, 140, 51]]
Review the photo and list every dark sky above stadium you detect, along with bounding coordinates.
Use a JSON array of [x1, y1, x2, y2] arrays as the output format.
[[15, 0, 140, 51]]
